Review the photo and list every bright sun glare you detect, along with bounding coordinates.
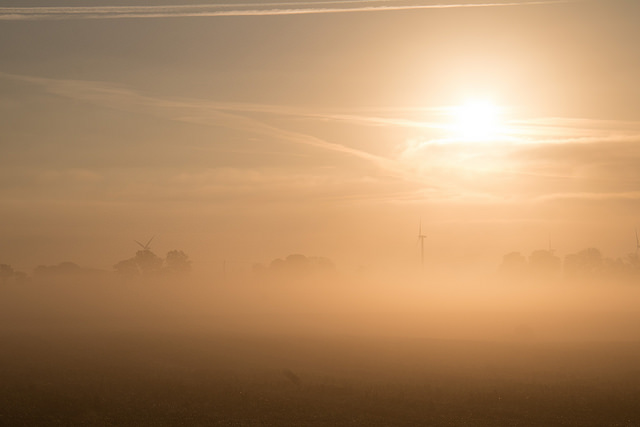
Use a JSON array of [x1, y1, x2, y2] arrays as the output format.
[[450, 100, 502, 141]]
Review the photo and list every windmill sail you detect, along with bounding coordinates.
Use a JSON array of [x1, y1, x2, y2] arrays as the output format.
[[135, 236, 155, 251]]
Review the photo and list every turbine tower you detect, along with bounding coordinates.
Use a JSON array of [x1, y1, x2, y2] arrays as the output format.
[[636, 229, 640, 255], [418, 221, 427, 268], [135, 236, 155, 251]]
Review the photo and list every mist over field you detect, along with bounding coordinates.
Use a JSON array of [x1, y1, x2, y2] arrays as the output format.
[[3, 271, 640, 343], [3, 270, 640, 425], [3, 0, 640, 424]]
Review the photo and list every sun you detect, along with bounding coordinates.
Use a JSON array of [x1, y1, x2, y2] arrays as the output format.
[[450, 99, 503, 141]]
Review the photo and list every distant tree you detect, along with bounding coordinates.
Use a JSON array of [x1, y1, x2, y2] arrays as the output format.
[[133, 250, 163, 276], [528, 250, 561, 279], [564, 248, 603, 279], [33, 265, 48, 277], [33, 262, 108, 283], [270, 258, 286, 272], [309, 256, 336, 274], [626, 253, 640, 279], [284, 254, 310, 276], [114, 248, 192, 280], [57, 262, 82, 275], [13, 271, 28, 285], [0, 264, 14, 284], [258, 254, 336, 281], [34, 262, 82, 278], [252, 263, 267, 275], [625, 253, 640, 269], [602, 257, 628, 280], [165, 250, 191, 275], [114, 258, 139, 278], [498, 252, 527, 279]]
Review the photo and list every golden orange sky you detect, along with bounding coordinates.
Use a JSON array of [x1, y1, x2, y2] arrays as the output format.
[[1, 0, 639, 274]]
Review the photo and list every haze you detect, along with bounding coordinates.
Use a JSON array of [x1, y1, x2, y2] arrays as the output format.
[[1, 0, 639, 273], [2, 1, 640, 425]]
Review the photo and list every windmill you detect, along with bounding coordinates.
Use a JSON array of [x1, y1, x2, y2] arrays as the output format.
[[636, 229, 640, 255], [135, 236, 155, 252], [417, 221, 427, 268]]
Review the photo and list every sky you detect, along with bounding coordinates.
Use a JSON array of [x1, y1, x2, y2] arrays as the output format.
[[1, 0, 640, 274]]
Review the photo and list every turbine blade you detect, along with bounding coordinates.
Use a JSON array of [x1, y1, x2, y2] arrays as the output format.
[[146, 236, 155, 248], [134, 240, 145, 249]]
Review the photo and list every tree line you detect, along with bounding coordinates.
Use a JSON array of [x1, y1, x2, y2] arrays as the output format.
[[0, 247, 191, 284], [499, 248, 640, 283]]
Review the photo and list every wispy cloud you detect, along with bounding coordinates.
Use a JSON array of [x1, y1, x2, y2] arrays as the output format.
[[0, 1, 574, 21], [534, 191, 640, 203], [0, 72, 400, 176], [501, 117, 640, 145], [7, 70, 640, 207]]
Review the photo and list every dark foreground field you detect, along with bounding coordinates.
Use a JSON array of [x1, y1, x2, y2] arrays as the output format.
[[2, 329, 640, 426], [2, 281, 640, 426]]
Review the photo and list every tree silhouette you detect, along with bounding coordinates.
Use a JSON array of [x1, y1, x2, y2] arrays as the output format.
[[33, 262, 108, 283], [626, 253, 640, 278], [0, 264, 14, 284], [34, 262, 82, 278], [564, 248, 603, 279], [13, 271, 28, 285], [114, 248, 191, 279], [528, 249, 561, 279], [256, 254, 335, 281], [165, 250, 191, 275], [133, 249, 163, 276], [498, 252, 527, 279], [113, 258, 139, 278], [601, 256, 628, 280], [283, 254, 311, 276]]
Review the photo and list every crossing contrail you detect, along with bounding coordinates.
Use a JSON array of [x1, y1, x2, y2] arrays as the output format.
[[0, 1, 576, 21]]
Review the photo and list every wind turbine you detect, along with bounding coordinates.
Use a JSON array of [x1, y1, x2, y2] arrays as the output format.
[[417, 221, 427, 268], [636, 229, 640, 255], [135, 236, 155, 251]]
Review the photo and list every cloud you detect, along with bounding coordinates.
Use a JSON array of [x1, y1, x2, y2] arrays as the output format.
[[534, 191, 640, 202], [0, 1, 574, 21], [0, 72, 400, 176], [12, 72, 638, 158], [6, 71, 640, 207], [0, 164, 415, 210], [394, 118, 640, 204], [502, 117, 640, 145]]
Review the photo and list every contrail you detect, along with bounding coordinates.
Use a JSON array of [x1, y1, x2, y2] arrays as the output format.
[[0, 72, 402, 175], [0, 1, 575, 21]]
